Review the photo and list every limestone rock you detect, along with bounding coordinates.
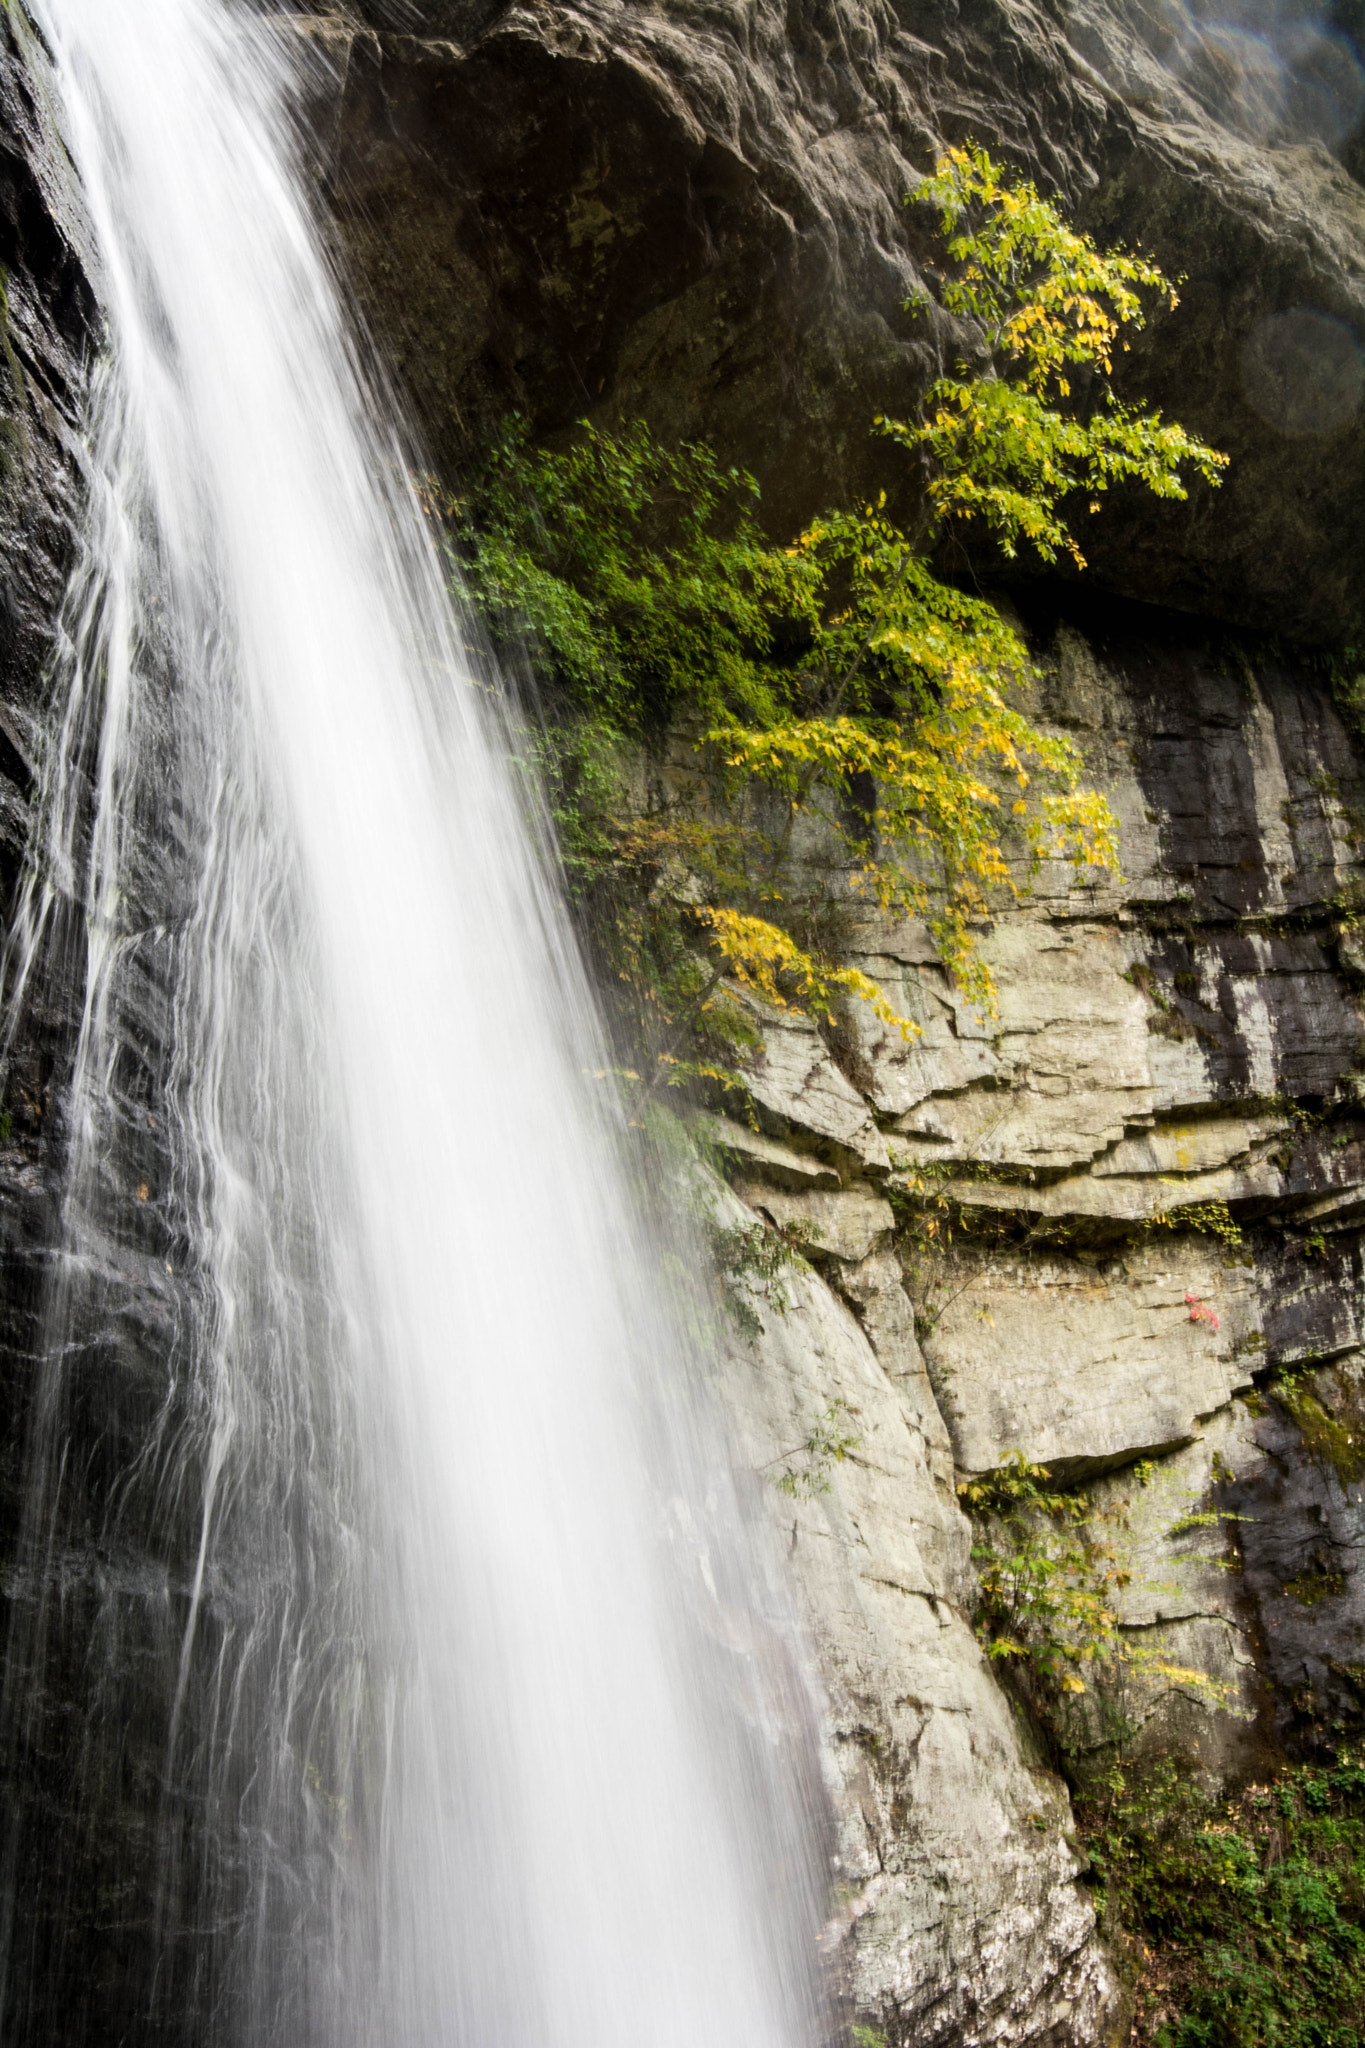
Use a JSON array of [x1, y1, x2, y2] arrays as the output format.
[[685, 600, 1365, 1872], [837, 1246, 961, 1530], [744, 1182, 895, 1263], [691, 1110, 842, 1189], [1072, 1365, 1365, 1767], [920, 1239, 1262, 1480], [714, 1179, 1121, 2046], [1094, 1114, 1291, 1178], [836, 953, 997, 1121], [1078, 1407, 1267, 1778], [736, 999, 892, 1172], [1223, 1359, 1365, 1748]]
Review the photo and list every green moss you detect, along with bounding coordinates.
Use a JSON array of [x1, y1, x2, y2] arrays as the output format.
[[1274, 1377, 1365, 1486], [1283, 1553, 1348, 1607]]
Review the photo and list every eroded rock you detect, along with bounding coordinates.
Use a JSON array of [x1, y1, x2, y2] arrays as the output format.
[[708, 604, 1365, 1827], [744, 1182, 896, 1263]]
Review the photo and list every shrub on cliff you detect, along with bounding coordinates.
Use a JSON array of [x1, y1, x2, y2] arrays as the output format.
[[1080, 1754, 1365, 2047]]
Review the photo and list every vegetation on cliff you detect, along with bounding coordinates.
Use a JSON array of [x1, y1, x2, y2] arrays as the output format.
[[959, 1454, 1216, 1702], [956, 1448, 1365, 2047], [1079, 1752, 1365, 2048], [448, 149, 1222, 1096], [444, 145, 1365, 2048], [890, 145, 1226, 568]]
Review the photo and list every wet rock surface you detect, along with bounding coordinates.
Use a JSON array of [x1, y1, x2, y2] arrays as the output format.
[[0, 13, 93, 1559], [0, 26, 226, 2048]]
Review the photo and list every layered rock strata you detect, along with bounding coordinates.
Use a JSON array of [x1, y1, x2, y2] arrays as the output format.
[[275, 6, 1365, 2039], [705, 605, 1365, 2041], [714, 1174, 1124, 2046]]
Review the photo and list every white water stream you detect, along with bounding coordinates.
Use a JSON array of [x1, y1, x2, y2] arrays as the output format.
[[0, 2, 828, 2040]]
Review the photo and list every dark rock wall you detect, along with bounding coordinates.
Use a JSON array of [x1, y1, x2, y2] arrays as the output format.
[[0, 27, 251, 2048], [0, 17, 120, 2044], [299, 0, 1365, 641]]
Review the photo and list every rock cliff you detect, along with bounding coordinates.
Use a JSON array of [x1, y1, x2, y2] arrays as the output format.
[[278, 3, 1365, 2039], [0, 24, 95, 1529], [557, 585, 1365, 2045], [5, 0, 1365, 2043], [703, 603, 1365, 2041]]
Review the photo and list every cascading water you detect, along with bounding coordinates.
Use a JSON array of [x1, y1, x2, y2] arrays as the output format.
[[0, 2, 830, 2041]]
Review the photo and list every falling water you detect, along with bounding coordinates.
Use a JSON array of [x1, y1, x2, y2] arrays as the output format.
[[0, 2, 829, 2041]]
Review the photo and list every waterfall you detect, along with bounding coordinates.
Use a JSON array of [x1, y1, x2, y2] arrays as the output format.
[[0, 2, 829, 2041]]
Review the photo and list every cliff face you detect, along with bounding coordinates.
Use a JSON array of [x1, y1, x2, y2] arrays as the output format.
[[0, 26, 219, 2045], [714, 1166, 1127, 2048], [4, 1, 1365, 2044], [0, 22, 94, 1537], [286, 4, 1365, 2041], [705, 605, 1365, 2042]]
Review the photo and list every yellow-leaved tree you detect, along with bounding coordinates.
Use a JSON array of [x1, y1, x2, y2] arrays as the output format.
[[879, 141, 1229, 565]]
